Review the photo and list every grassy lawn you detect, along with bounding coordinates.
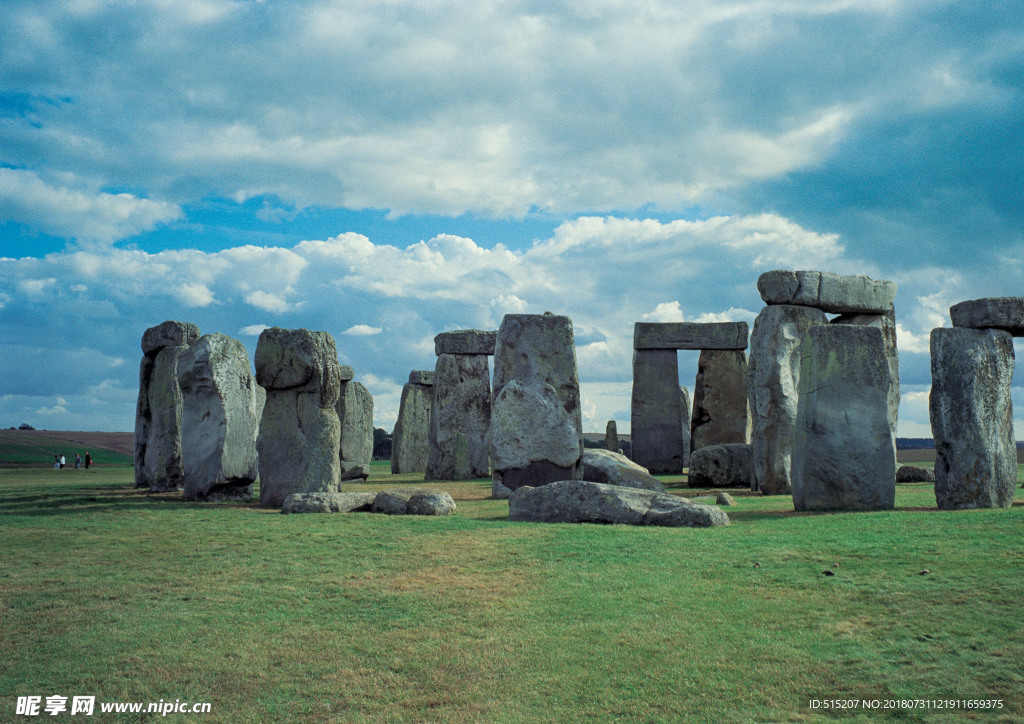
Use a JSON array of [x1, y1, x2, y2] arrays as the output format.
[[2, 462, 1023, 722]]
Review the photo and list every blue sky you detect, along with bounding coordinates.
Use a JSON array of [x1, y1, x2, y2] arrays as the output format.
[[1, 0, 1022, 435]]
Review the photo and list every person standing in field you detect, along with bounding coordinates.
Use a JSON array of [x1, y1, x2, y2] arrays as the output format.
[[54, 455, 60, 469], [74, 454, 81, 469], [84, 452, 92, 470]]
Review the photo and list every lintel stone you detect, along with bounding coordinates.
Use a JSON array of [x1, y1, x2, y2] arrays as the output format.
[[633, 322, 748, 350], [409, 370, 435, 386], [434, 329, 497, 356], [757, 270, 896, 314], [950, 297, 1024, 336]]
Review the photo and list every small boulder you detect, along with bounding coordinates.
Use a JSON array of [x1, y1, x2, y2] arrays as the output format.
[[281, 492, 376, 514], [509, 480, 730, 527], [581, 449, 666, 492], [372, 490, 457, 516], [688, 443, 753, 488], [896, 465, 936, 483]]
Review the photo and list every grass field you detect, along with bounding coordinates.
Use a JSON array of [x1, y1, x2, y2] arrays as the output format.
[[2, 461, 1023, 722], [0, 430, 133, 468]]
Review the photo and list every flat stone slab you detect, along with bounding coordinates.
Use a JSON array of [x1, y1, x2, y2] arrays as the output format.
[[633, 322, 748, 350], [757, 270, 896, 314], [409, 370, 435, 386], [949, 298, 1024, 336], [509, 480, 730, 527], [434, 329, 497, 356], [896, 465, 936, 483], [281, 492, 376, 514]]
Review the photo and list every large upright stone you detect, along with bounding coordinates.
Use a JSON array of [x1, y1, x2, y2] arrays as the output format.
[[134, 320, 199, 492], [604, 420, 620, 452], [391, 371, 434, 474], [633, 322, 748, 350], [176, 333, 259, 500], [631, 349, 684, 474], [930, 327, 1016, 509], [255, 328, 342, 507], [950, 297, 1024, 336], [757, 270, 896, 314], [746, 304, 828, 494], [831, 309, 900, 448], [490, 313, 582, 495], [691, 350, 751, 453], [680, 386, 692, 469], [792, 325, 895, 511], [337, 380, 374, 481], [425, 353, 491, 480]]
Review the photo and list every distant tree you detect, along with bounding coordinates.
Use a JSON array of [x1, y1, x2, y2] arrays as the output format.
[[372, 427, 393, 461], [18, 423, 35, 430]]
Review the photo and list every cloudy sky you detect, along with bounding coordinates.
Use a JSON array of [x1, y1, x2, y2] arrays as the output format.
[[1, 0, 1022, 436]]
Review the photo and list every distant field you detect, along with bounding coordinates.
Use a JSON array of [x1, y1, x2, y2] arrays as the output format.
[[0, 430, 133, 468]]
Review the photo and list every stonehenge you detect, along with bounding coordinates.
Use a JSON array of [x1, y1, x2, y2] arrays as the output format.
[[391, 370, 434, 474], [337, 375, 374, 481], [425, 330, 495, 481], [631, 322, 749, 474], [176, 333, 259, 500], [135, 320, 200, 492], [255, 327, 343, 507], [490, 313, 582, 497], [604, 419, 620, 452]]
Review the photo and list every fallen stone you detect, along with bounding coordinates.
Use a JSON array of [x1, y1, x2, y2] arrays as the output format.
[[896, 465, 936, 483], [792, 325, 895, 511], [580, 449, 666, 492], [930, 327, 1016, 509], [391, 372, 434, 474], [508, 480, 730, 527], [425, 353, 491, 480], [372, 489, 456, 515], [631, 348, 685, 474], [746, 304, 827, 494], [141, 320, 200, 356], [177, 333, 259, 500], [691, 349, 751, 452], [757, 270, 896, 314], [633, 322, 748, 350], [949, 297, 1024, 336], [434, 329, 497, 356], [281, 492, 376, 514], [716, 492, 737, 506], [688, 443, 753, 488], [337, 380, 374, 481]]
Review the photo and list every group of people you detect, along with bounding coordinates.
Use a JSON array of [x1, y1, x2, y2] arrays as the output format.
[[53, 452, 92, 470]]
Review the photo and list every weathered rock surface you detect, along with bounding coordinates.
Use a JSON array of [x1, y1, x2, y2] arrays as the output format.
[[141, 320, 200, 356], [631, 349, 685, 474], [177, 333, 259, 500], [281, 491, 376, 514], [757, 270, 896, 314], [792, 325, 895, 511], [604, 420, 620, 452], [896, 465, 936, 483], [633, 322, 748, 350], [425, 353, 491, 480], [746, 304, 828, 494], [337, 380, 374, 481], [949, 297, 1024, 336], [391, 372, 434, 474], [509, 480, 730, 527], [372, 489, 457, 516], [580, 449, 666, 492], [135, 320, 199, 492], [491, 313, 582, 495], [930, 327, 1016, 509], [688, 443, 753, 488], [680, 386, 692, 469], [255, 328, 342, 507], [831, 309, 900, 448], [434, 329, 497, 356], [691, 349, 751, 453]]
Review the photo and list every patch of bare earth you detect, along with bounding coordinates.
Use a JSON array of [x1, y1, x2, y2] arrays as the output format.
[[27, 430, 134, 456]]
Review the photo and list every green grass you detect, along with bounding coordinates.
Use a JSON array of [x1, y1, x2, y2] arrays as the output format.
[[2, 464, 1023, 722], [0, 430, 132, 467]]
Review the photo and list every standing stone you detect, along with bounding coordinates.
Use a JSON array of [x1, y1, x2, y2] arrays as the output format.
[[688, 443, 753, 488], [490, 313, 582, 495], [604, 420, 620, 452], [746, 304, 828, 494], [337, 380, 374, 481], [391, 371, 434, 474], [255, 328, 342, 507], [425, 353, 491, 480], [631, 349, 684, 474], [134, 320, 200, 492], [680, 386, 692, 468], [176, 333, 259, 500], [930, 327, 1016, 509], [792, 325, 895, 511], [691, 350, 751, 453]]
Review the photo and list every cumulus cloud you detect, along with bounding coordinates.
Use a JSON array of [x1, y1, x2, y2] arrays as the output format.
[[239, 324, 269, 336], [342, 324, 383, 336]]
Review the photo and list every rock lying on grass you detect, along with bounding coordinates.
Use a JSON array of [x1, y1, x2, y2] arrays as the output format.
[[895, 465, 936, 483], [372, 490, 456, 516], [508, 480, 729, 527], [281, 492, 375, 514], [580, 449, 666, 492], [688, 443, 753, 488], [692, 492, 738, 506]]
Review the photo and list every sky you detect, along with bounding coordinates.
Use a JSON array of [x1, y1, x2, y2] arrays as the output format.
[[1, 0, 1022, 437]]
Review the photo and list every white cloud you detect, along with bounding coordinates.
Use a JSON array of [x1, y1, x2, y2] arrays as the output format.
[[642, 302, 685, 322], [239, 324, 269, 336], [244, 290, 297, 313], [177, 282, 216, 307], [342, 324, 383, 336], [17, 278, 56, 297]]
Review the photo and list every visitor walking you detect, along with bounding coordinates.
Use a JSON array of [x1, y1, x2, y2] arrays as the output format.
[[54, 455, 60, 469], [84, 452, 92, 470], [59, 454, 66, 469], [74, 454, 81, 469]]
